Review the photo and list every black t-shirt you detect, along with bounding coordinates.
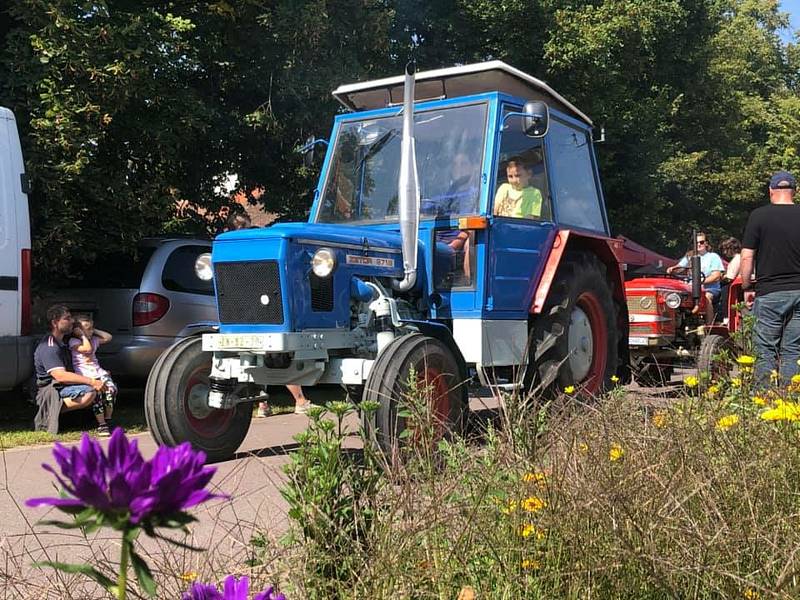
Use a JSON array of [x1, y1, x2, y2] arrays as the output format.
[[33, 334, 72, 388], [742, 203, 800, 296]]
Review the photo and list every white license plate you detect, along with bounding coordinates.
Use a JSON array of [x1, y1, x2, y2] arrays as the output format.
[[214, 334, 266, 349], [628, 336, 649, 346]]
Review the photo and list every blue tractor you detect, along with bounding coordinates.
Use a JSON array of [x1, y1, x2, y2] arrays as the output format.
[[145, 61, 631, 461]]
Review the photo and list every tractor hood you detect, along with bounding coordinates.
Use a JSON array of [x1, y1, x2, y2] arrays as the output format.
[[216, 222, 405, 251]]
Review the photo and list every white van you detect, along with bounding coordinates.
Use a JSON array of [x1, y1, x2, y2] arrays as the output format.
[[0, 107, 33, 391]]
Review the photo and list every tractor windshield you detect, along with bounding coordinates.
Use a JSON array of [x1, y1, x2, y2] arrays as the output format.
[[316, 102, 487, 224]]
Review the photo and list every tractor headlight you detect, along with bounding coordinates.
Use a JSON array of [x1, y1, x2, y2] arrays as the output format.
[[312, 248, 336, 278], [665, 292, 682, 309], [194, 253, 213, 281]]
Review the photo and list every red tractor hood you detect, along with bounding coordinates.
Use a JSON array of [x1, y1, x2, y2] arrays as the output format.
[[625, 277, 691, 293]]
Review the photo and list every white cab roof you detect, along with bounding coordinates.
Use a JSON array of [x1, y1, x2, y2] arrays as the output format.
[[332, 60, 592, 126]]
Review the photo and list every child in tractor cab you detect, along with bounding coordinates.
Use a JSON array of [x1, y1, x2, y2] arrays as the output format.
[[493, 158, 544, 219], [667, 232, 725, 324]]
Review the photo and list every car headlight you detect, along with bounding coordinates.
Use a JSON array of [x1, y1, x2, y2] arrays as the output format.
[[665, 292, 682, 309], [312, 248, 336, 278], [194, 253, 213, 281]]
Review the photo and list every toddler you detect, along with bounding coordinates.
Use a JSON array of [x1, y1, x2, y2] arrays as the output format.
[[70, 315, 118, 435], [494, 159, 543, 218]]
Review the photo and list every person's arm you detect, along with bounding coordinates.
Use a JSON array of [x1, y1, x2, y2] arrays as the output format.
[[724, 254, 740, 281], [93, 328, 113, 345], [667, 256, 688, 274], [740, 248, 755, 291], [71, 330, 93, 354], [50, 367, 105, 390], [493, 184, 508, 216]]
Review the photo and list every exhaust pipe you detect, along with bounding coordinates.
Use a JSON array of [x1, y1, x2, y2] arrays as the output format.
[[392, 62, 420, 292], [690, 228, 702, 312]]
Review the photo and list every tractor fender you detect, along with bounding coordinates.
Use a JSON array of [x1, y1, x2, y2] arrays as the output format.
[[530, 229, 631, 382], [401, 319, 469, 381]]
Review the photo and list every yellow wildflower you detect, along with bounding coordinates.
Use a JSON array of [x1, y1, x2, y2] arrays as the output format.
[[707, 384, 720, 396], [520, 523, 535, 538], [611, 375, 620, 384], [731, 377, 741, 388], [609, 443, 625, 462], [792, 374, 800, 385], [743, 589, 761, 600], [578, 442, 589, 453], [736, 355, 755, 366], [500, 500, 517, 515], [564, 385, 575, 394], [521, 558, 541, 570], [181, 571, 199, 582], [521, 496, 546, 513], [715, 414, 740, 431], [760, 400, 800, 422], [752, 395, 766, 406], [652, 411, 667, 428], [522, 471, 547, 486], [684, 375, 698, 388]]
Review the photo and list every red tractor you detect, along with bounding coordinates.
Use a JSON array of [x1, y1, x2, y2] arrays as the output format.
[[624, 244, 744, 384]]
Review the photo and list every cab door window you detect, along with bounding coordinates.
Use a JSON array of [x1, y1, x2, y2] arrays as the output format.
[[547, 119, 606, 232], [493, 111, 552, 221]]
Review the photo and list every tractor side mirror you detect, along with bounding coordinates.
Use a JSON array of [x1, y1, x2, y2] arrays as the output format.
[[522, 101, 549, 137], [298, 136, 329, 168]]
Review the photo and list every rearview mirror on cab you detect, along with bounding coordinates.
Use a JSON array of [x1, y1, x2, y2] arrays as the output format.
[[523, 101, 549, 137]]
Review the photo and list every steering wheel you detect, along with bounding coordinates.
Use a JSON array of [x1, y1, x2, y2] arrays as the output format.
[[667, 266, 706, 284]]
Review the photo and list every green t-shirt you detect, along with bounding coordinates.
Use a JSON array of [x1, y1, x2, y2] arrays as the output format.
[[494, 183, 543, 218]]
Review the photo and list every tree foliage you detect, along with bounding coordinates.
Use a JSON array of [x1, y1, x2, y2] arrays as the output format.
[[0, 0, 797, 280]]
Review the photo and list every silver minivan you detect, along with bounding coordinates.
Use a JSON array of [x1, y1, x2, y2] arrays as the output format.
[[46, 238, 217, 382]]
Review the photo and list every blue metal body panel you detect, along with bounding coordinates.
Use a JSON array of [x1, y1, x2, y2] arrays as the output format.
[[210, 87, 608, 331]]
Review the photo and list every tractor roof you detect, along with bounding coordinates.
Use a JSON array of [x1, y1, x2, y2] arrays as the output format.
[[332, 60, 592, 126]]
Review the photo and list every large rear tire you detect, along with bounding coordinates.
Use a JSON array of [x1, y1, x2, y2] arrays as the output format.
[[363, 333, 468, 459], [145, 336, 252, 462], [527, 252, 619, 396]]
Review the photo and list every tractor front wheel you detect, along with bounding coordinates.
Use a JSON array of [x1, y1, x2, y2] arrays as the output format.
[[363, 333, 468, 460], [145, 336, 252, 462], [697, 334, 732, 379]]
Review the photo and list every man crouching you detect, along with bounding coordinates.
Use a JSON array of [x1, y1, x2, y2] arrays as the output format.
[[33, 304, 109, 436]]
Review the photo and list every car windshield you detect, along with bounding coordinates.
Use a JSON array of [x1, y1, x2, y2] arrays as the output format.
[[315, 102, 487, 224]]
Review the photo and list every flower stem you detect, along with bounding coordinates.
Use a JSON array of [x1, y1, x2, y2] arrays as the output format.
[[118, 539, 129, 600]]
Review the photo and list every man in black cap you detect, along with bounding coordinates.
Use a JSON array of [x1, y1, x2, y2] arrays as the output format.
[[741, 170, 800, 387]]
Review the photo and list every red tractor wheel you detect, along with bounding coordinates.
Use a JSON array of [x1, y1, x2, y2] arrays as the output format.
[[145, 336, 252, 462], [526, 252, 619, 396], [363, 333, 468, 460]]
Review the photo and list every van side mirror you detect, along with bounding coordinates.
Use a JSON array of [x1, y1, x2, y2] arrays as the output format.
[[523, 101, 549, 137]]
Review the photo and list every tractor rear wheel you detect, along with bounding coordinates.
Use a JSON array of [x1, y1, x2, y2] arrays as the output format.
[[526, 252, 619, 396], [145, 336, 252, 462], [363, 333, 468, 460]]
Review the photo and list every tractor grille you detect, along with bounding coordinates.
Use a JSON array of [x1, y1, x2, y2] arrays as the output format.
[[214, 261, 284, 324], [309, 273, 334, 311], [627, 295, 657, 315]]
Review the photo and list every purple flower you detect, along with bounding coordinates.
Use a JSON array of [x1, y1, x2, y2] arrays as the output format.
[[182, 576, 285, 600], [27, 429, 225, 525]]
